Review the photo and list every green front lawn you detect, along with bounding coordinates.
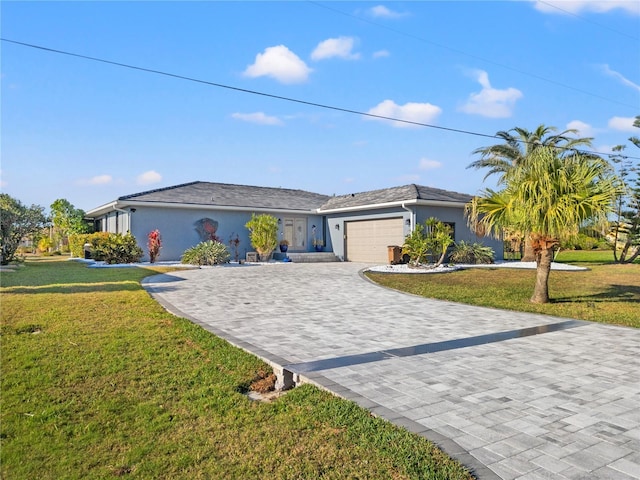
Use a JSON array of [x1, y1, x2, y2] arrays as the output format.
[[1, 258, 472, 480], [367, 250, 640, 328]]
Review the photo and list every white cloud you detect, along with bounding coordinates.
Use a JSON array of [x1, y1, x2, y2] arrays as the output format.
[[368, 5, 407, 18], [566, 120, 596, 137], [373, 49, 390, 59], [366, 99, 442, 128], [459, 70, 522, 118], [533, 1, 640, 15], [231, 112, 283, 126], [77, 174, 113, 186], [243, 45, 312, 84], [137, 170, 162, 186], [419, 158, 442, 170], [311, 37, 360, 61], [608, 116, 637, 132], [597, 64, 640, 92]]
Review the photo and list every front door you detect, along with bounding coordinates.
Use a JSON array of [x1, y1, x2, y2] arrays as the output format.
[[284, 218, 306, 250]]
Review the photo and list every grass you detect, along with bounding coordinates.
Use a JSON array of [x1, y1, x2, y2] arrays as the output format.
[[366, 250, 640, 328], [1, 257, 472, 480]]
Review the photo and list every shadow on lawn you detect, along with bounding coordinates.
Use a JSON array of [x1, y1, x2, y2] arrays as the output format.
[[553, 284, 640, 304], [1, 263, 183, 294]]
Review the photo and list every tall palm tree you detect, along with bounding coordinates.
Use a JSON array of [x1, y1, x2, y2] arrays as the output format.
[[466, 147, 621, 303], [468, 125, 594, 260]]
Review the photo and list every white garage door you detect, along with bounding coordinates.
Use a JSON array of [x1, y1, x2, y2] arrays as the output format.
[[345, 218, 405, 263]]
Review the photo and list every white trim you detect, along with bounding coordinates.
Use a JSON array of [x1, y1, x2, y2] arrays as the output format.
[[87, 200, 319, 218], [318, 198, 467, 214]]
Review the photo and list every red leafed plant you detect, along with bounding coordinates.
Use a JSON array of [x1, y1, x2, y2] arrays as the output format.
[[147, 229, 162, 263]]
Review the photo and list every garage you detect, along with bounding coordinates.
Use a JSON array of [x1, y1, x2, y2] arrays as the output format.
[[345, 217, 405, 263]]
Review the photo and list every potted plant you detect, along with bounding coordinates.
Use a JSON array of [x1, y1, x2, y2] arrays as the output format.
[[245, 213, 279, 262], [279, 239, 289, 253]]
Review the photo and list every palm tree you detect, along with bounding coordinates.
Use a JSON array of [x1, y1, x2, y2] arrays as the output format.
[[468, 125, 594, 260], [466, 147, 621, 303]]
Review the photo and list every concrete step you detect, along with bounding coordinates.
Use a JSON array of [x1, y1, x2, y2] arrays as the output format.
[[274, 252, 340, 263]]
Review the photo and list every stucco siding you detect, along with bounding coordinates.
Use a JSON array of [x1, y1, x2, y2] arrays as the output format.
[[123, 207, 330, 262], [415, 205, 503, 260]]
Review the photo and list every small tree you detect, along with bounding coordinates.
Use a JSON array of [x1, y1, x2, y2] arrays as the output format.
[[50, 198, 91, 251], [402, 218, 453, 267], [0, 194, 46, 265], [609, 115, 640, 264], [467, 147, 622, 304], [147, 229, 162, 263], [245, 214, 278, 261]]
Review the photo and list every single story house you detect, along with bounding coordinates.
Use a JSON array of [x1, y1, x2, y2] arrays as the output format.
[[86, 181, 503, 263]]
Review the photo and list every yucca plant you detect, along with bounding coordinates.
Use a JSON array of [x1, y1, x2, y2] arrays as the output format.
[[450, 241, 495, 264], [181, 241, 230, 266]]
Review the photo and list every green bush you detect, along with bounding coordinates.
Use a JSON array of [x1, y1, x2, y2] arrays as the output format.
[[450, 241, 495, 264], [245, 213, 278, 259], [92, 233, 143, 264], [402, 218, 453, 267], [68, 232, 111, 258], [181, 241, 231, 266]]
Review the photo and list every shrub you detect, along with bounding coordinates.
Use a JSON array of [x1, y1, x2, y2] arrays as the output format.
[[245, 214, 278, 260], [402, 218, 453, 267], [181, 241, 230, 266], [147, 230, 162, 263], [92, 233, 143, 264], [37, 237, 53, 253], [68, 232, 111, 259], [450, 241, 495, 264], [402, 224, 429, 266]]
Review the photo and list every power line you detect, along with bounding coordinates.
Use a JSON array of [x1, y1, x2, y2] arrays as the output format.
[[307, 1, 638, 111], [2, 38, 639, 161], [537, 0, 640, 41]]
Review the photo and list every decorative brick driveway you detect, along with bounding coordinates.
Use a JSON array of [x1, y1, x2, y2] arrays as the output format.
[[144, 262, 640, 480]]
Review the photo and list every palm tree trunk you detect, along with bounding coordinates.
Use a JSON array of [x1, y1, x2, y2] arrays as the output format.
[[531, 247, 553, 303], [521, 237, 536, 262]]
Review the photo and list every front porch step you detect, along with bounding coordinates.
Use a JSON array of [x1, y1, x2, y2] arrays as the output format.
[[274, 252, 341, 263]]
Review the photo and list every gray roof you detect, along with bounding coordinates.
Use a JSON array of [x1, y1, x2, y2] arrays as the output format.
[[119, 181, 330, 211], [319, 184, 472, 211]]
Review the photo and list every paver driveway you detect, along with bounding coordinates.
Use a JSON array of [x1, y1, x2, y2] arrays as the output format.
[[143, 262, 640, 480]]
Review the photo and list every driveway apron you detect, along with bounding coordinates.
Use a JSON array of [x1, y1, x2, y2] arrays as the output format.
[[143, 262, 640, 480]]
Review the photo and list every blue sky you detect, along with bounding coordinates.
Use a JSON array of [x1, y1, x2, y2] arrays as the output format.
[[2, 1, 639, 212]]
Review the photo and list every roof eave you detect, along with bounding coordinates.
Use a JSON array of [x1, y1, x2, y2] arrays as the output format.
[[87, 200, 321, 217], [318, 198, 469, 214]]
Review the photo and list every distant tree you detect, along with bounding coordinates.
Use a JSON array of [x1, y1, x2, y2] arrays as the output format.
[[468, 125, 594, 261], [467, 147, 621, 303], [0, 194, 46, 265], [609, 115, 640, 264], [50, 199, 90, 250]]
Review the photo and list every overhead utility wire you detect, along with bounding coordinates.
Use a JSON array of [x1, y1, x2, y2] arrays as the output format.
[[307, 1, 638, 111], [537, 0, 639, 41], [2, 38, 639, 161]]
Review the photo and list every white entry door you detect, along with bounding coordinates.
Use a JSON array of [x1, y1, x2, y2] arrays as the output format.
[[284, 218, 307, 250]]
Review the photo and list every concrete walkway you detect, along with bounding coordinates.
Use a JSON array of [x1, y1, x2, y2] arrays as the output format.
[[143, 262, 640, 480]]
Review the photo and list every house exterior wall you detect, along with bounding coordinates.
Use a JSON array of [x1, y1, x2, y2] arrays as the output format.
[[326, 204, 503, 262], [95, 206, 329, 262], [414, 205, 504, 261], [326, 207, 413, 261]]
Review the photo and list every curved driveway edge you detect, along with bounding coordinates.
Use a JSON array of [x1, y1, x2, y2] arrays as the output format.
[[143, 262, 640, 480]]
